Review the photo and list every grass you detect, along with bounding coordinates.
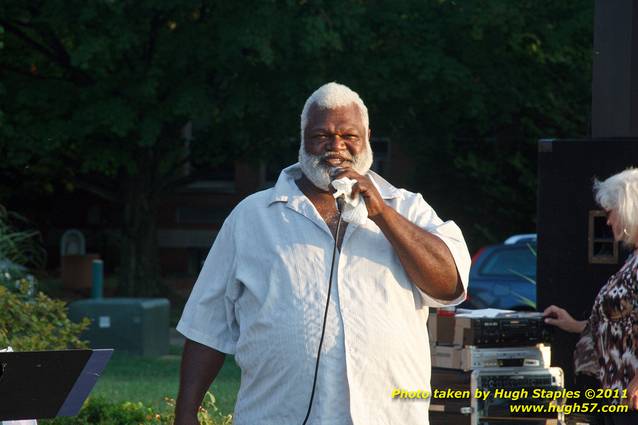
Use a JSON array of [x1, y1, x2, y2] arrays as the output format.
[[92, 344, 240, 415], [37, 277, 237, 412]]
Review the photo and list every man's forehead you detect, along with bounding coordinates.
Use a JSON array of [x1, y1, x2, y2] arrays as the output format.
[[306, 102, 365, 128]]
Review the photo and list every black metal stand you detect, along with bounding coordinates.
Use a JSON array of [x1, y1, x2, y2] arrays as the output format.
[[0, 349, 112, 421]]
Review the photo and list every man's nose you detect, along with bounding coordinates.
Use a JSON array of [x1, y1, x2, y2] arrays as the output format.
[[326, 134, 347, 150]]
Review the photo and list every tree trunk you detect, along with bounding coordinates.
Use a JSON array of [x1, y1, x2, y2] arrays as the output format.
[[119, 173, 162, 297]]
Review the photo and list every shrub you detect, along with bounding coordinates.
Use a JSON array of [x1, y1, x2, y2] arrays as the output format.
[[43, 398, 157, 425], [0, 266, 37, 297], [41, 393, 233, 425], [0, 205, 42, 297], [0, 205, 46, 270], [0, 205, 89, 350], [0, 281, 91, 350]]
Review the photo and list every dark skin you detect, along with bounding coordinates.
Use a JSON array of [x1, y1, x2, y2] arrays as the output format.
[[299, 102, 463, 299], [174, 102, 463, 424], [296, 176, 348, 249], [175, 340, 225, 425]]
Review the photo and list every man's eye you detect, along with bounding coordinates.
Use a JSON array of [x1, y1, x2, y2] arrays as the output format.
[[313, 135, 328, 140], [344, 135, 358, 141]]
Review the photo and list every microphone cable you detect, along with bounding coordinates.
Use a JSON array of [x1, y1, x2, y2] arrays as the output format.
[[301, 199, 344, 425]]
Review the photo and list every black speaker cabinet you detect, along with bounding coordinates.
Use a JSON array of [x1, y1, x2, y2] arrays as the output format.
[[537, 138, 638, 387]]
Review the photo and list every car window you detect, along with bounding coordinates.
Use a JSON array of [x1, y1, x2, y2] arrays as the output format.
[[478, 245, 536, 278]]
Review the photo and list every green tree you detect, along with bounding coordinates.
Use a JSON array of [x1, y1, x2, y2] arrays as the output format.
[[0, 1, 286, 295], [0, 0, 379, 295], [368, 0, 593, 246], [1, 1, 593, 294]]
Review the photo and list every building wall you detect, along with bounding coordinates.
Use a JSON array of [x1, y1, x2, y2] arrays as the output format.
[[41, 142, 403, 291]]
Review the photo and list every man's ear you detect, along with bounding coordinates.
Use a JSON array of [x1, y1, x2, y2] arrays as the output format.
[[368, 128, 372, 141]]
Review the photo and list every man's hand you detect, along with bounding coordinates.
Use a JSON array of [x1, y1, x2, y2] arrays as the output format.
[[543, 305, 587, 334], [332, 168, 387, 218], [175, 339, 226, 425], [333, 168, 462, 301]]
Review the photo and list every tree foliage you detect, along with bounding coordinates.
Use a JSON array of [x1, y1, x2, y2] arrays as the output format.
[[0, 1, 594, 293]]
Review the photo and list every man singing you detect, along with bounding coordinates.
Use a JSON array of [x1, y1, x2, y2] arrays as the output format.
[[175, 82, 471, 424]]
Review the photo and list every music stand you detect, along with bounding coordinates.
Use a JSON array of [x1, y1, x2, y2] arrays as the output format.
[[0, 349, 113, 421]]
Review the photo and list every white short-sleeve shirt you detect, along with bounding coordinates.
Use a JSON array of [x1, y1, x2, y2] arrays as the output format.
[[177, 163, 470, 425]]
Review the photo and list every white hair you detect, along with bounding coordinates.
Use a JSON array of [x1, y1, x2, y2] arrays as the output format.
[[300, 82, 369, 145], [594, 168, 638, 246], [297, 82, 373, 190]]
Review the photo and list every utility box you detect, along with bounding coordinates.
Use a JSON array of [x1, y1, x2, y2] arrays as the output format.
[[69, 298, 170, 356]]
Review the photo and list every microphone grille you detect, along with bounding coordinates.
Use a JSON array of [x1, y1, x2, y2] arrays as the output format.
[[336, 196, 346, 213]]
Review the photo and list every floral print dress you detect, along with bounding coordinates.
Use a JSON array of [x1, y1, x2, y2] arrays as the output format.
[[574, 252, 638, 403]]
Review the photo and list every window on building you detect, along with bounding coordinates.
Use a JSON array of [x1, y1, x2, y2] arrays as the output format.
[[588, 210, 618, 264]]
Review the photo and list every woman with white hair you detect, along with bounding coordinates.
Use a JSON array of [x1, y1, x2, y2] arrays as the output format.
[[544, 168, 638, 424]]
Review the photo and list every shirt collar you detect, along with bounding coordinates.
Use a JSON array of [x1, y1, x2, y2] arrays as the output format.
[[268, 163, 401, 206]]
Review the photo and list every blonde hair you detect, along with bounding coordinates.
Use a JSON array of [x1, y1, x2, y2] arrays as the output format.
[[594, 168, 638, 246]]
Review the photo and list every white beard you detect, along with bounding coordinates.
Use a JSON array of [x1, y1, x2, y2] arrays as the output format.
[[298, 140, 374, 191]]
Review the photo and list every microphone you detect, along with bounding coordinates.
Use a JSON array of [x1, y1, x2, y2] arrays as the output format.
[[335, 196, 346, 214], [330, 167, 346, 214]]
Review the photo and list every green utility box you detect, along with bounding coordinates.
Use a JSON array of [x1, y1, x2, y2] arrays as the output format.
[[69, 298, 170, 356]]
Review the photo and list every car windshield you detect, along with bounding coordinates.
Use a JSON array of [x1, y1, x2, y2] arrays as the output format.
[[478, 245, 536, 278]]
